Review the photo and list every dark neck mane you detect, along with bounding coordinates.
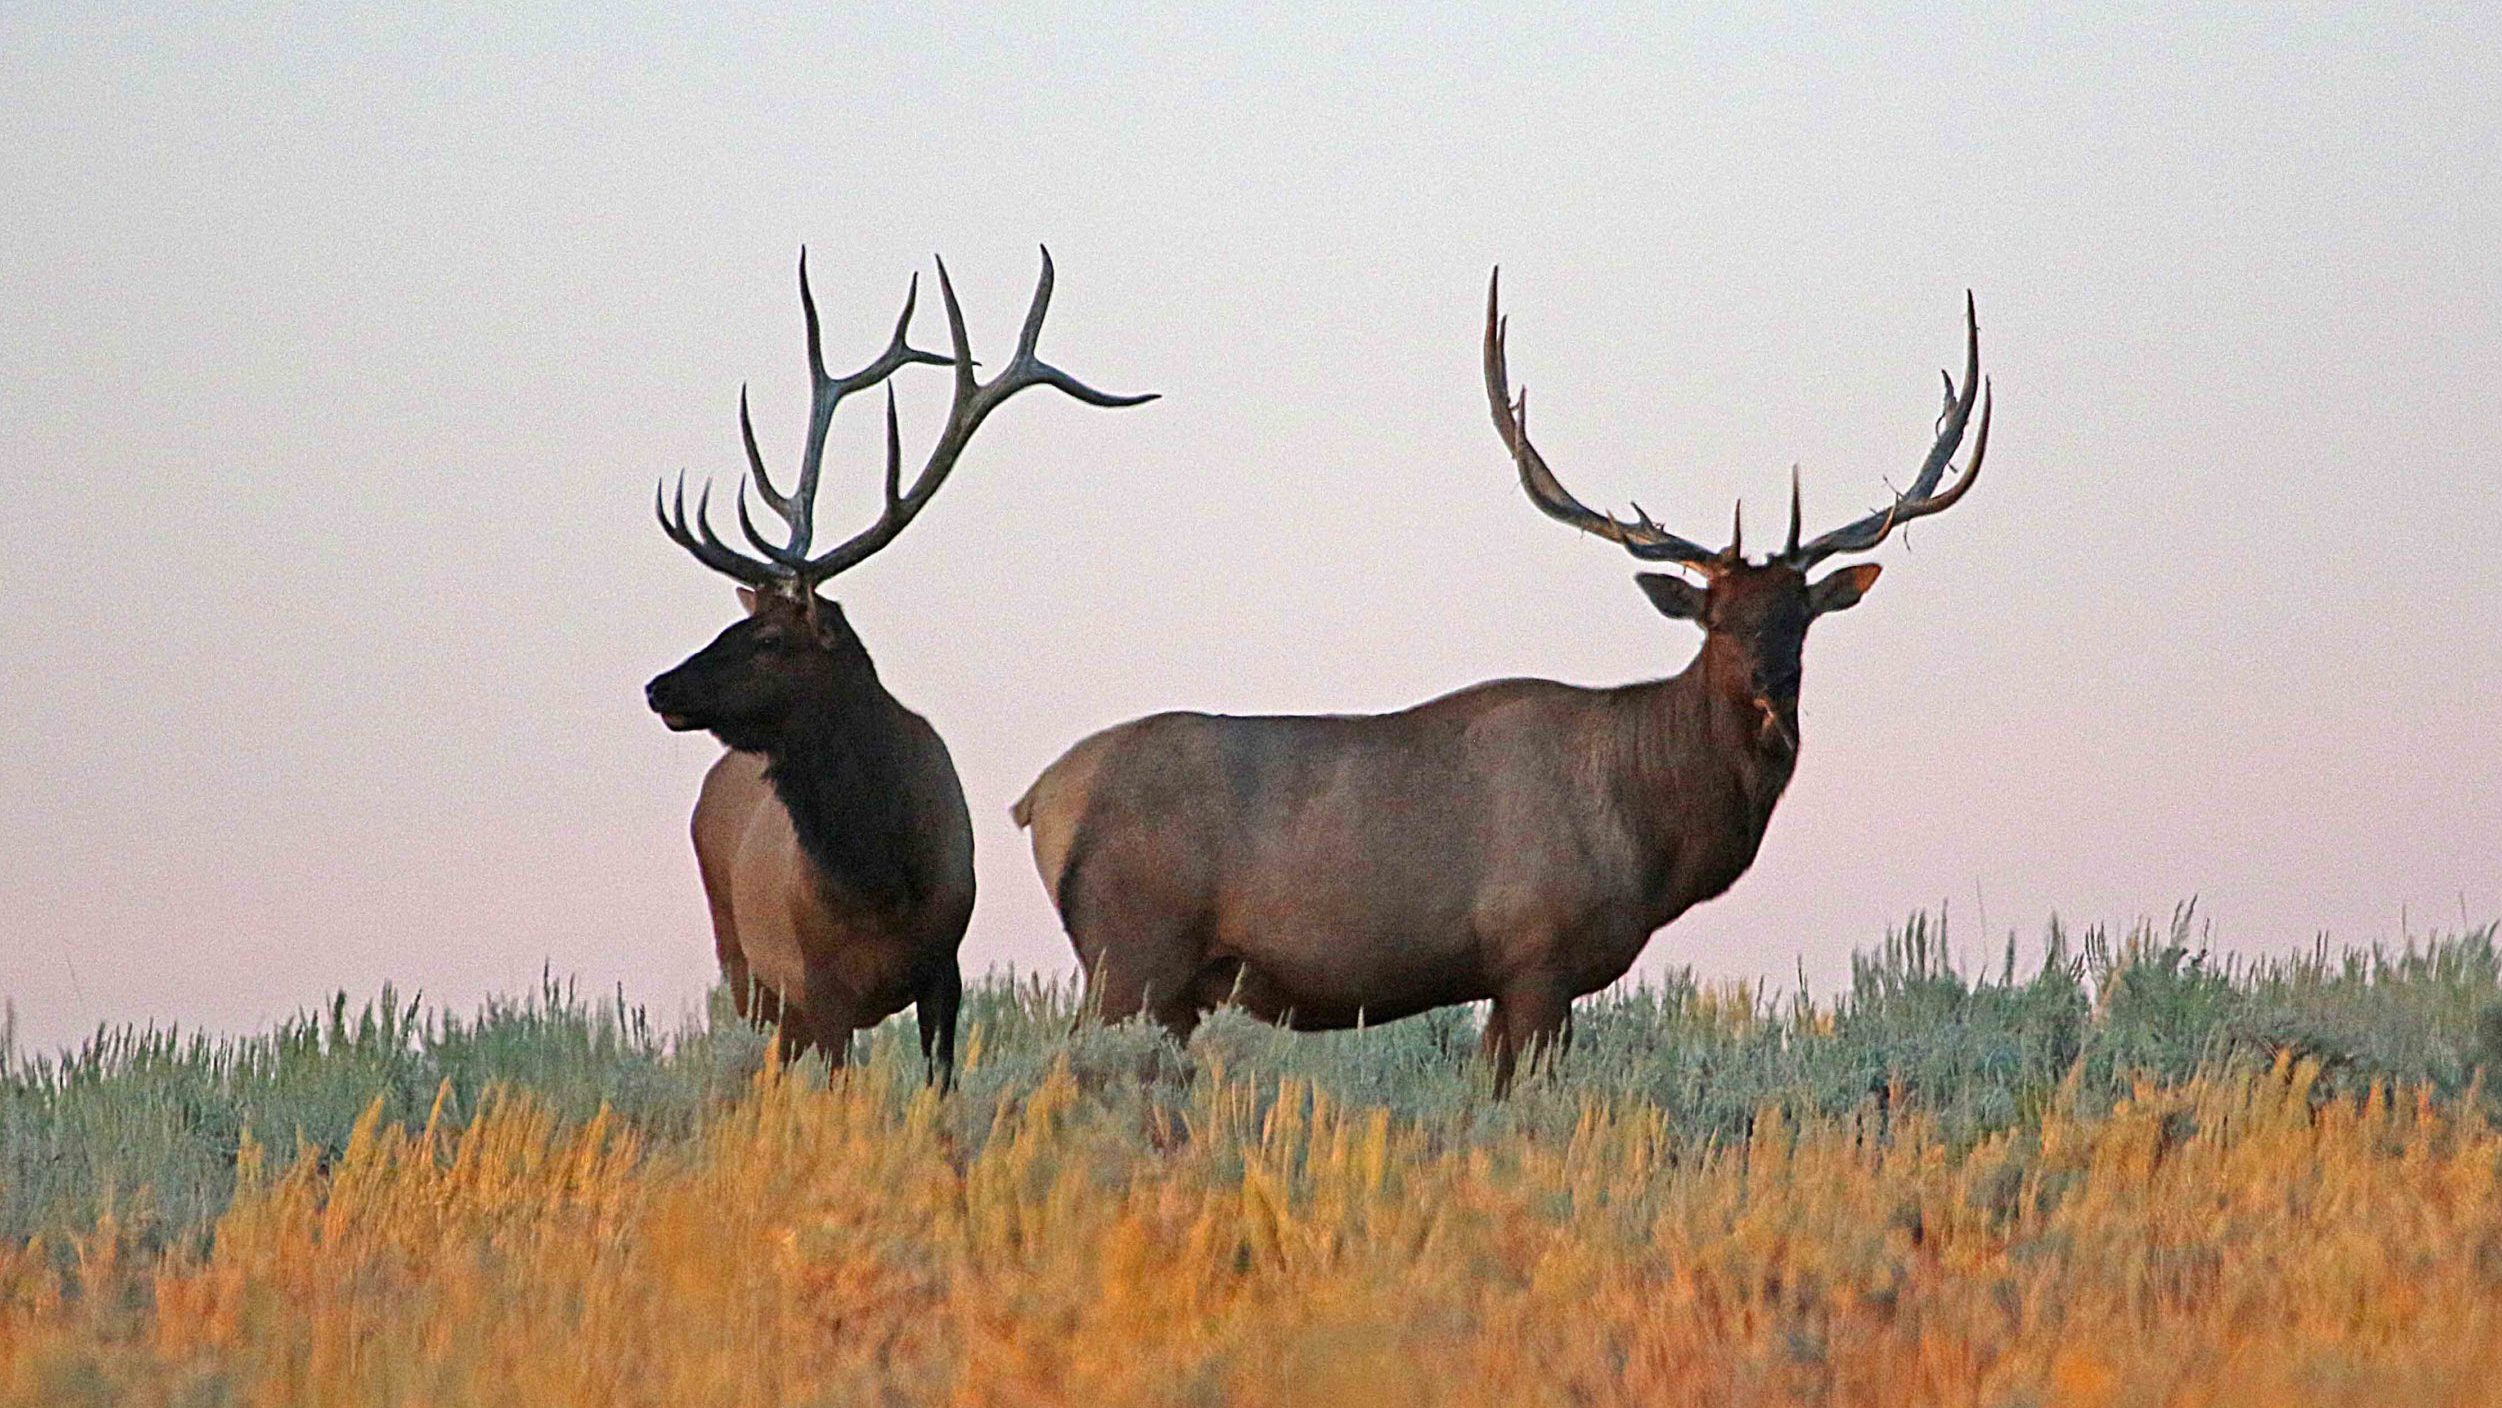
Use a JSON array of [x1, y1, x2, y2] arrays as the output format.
[[759, 641, 922, 907]]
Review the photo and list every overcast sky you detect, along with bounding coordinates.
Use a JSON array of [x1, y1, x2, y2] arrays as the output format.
[[4, 4, 2496, 1055]]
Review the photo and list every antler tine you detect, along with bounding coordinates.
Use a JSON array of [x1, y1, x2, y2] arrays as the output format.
[[688, 480, 771, 575], [1004, 247, 1162, 409], [1786, 293, 1989, 568], [795, 253, 954, 406], [934, 252, 978, 401], [845, 271, 954, 391], [1901, 291, 1983, 503], [881, 384, 903, 508], [788, 248, 1158, 585], [1926, 378, 1990, 511], [1483, 267, 1723, 570], [1012, 243, 1056, 367], [1785, 465, 1803, 558], [734, 477, 811, 568], [799, 247, 829, 387], [739, 386, 792, 520], [657, 472, 782, 587]]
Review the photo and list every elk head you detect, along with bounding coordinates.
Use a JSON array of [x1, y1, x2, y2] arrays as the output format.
[[644, 248, 1155, 749], [647, 586, 875, 751], [1484, 270, 1991, 749]]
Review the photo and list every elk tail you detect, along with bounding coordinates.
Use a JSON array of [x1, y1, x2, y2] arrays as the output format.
[[1012, 737, 1112, 917]]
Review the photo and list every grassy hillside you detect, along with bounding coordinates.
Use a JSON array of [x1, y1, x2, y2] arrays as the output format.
[[5, 913, 2501, 1404], [8, 911, 2501, 1252]]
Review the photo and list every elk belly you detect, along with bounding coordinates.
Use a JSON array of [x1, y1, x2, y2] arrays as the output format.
[[1211, 880, 1491, 1027]]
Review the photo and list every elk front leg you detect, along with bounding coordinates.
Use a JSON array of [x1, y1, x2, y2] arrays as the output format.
[[790, 986, 859, 1072], [1482, 977, 1572, 1097], [746, 978, 788, 1042], [722, 950, 760, 1021]]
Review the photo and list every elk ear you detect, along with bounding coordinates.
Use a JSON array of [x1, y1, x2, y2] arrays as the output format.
[[736, 587, 762, 616], [1807, 563, 1882, 617], [1635, 572, 1708, 622]]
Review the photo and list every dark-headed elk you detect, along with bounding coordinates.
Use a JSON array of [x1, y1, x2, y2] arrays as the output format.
[[645, 248, 1153, 1085]]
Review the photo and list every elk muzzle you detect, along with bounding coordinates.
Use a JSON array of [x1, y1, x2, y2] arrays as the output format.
[[644, 675, 703, 732]]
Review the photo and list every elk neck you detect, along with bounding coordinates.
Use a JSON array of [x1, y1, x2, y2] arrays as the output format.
[[755, 631, 925, 908], [1603, 633, 1801, 916]]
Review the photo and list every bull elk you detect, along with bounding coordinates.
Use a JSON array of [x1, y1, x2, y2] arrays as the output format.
[[644, 248, 1153, 1083], [1017, 270, 1990, 1091]]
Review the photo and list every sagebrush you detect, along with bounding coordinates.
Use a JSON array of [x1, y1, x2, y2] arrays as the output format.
[[4, 913, 2500, 1405]]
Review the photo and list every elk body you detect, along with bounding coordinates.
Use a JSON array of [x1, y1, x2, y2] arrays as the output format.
[[1017, 272, 1990, 1089], [645, 249, 1152, 1082]]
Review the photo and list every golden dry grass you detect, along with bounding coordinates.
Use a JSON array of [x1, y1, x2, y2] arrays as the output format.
[[7, 1057, 2502, 1407]]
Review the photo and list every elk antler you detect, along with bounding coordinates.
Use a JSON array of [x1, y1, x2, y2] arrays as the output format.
[[1485, 269, 1728, 572], [659, 247, 1156, 593], [1783, 293, 1991, 570]]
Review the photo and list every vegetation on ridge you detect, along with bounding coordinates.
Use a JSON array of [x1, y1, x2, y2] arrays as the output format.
[[8, 911, 2499, 1253]]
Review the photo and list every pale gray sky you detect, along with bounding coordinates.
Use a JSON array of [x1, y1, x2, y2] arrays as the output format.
[[4, 4, 2496, 1054]]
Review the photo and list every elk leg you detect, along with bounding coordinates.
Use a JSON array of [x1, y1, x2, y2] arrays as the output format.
[[1152, 997, 1204, 1045], [739, 975, 780, 1029], [1482, 979, 1572, 1096], [769, 998, 808, 1067], [739, 969, 783, 1032], [800, 991, 857, 1072], [915, 962, 964, 1091], [1081, 942, 1205, 1043], [703, 898, 748, 1020], [689, 752, 760, 1015]]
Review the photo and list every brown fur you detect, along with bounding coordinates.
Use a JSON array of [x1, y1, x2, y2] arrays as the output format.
[[1017, 560, 1882, 1091]]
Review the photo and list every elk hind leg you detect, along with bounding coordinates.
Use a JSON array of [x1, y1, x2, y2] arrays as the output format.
[[1057, 826, 1211, 1045], [1081, 933, 1207, 1045], [915, 961, 964, 1090]]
